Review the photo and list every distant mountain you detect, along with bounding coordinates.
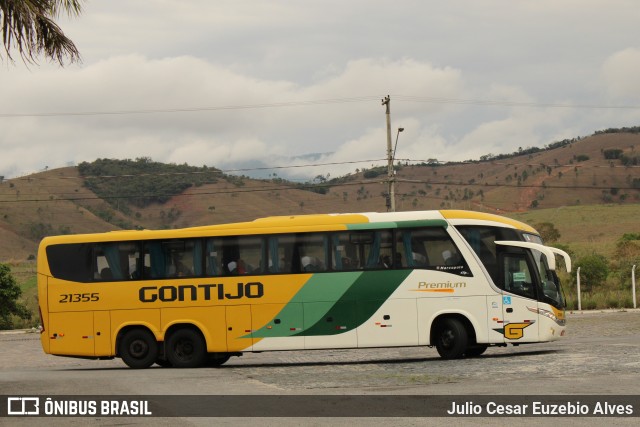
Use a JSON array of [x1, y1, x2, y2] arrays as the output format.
[[0, 131, 638, 260]]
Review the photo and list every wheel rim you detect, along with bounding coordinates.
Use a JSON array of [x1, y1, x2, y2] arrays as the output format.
[[129, 339, 149, 359], [440, 329, 455, 349], [174, 338, 194, 361]]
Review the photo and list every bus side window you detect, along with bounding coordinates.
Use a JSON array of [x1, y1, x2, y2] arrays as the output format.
[[268, 235, 294, 274], [95, 243, 126, 281], [332, 232, 363, 270], [501, 253, 536, 299], [298, 233, 328, 272], [222, 236, 265, 275], [456, 225, 521, 285], [332, 231, 389, 270], [46, 243, 93, 282], [205, 238, 222, 276], [396, 228, 470, 276]]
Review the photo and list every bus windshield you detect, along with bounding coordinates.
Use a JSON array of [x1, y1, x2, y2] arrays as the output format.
[[533, 250, 565, 309], [456, 225, 567, 309]]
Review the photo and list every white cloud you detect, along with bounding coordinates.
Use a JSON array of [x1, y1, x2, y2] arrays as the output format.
[[602, 48, 640, 100], [2, 1, 640, 180]]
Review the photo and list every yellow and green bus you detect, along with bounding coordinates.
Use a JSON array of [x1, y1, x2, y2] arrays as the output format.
[[37, 210, 570, 368]]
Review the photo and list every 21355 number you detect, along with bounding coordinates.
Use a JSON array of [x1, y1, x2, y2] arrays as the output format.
[[59, 293, 100, 303]]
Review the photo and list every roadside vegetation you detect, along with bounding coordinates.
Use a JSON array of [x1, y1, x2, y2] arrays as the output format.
[[512, 208, 639, 311], [0, 263, 32, 329]]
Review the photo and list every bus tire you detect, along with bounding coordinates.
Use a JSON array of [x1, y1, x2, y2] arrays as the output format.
[[155, 357, 172, 368], [465, 344, 488, 357], [434, 317, 468, 359], [166, 328, 207, 368], [119, 329, 158, 369], [207, 353, 231, 367]]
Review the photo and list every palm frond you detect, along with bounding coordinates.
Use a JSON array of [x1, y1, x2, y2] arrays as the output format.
[[0, 0, 83, 65]]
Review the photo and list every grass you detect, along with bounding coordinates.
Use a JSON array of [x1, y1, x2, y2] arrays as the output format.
[[564, 288, 636, 311], [509, 204, 640, 257]]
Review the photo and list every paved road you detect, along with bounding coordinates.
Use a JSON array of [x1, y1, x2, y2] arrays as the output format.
[[1, 310, 639, 426]]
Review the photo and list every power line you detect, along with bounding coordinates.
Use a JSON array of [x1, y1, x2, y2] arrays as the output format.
[[2, 95, 640, 119], [0, 96, 381, 118], [394, 95, 640, 110], [395, 178, 639, 191]]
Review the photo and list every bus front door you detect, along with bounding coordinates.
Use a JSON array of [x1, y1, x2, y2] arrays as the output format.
[[499, 251, 540, 343]]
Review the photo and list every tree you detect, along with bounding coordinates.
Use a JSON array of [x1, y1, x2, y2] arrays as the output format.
[[535, 222, 561, 242], [1, 0, 84, 65], [0, 263, 31, 329], [574, 254, 609, 291]]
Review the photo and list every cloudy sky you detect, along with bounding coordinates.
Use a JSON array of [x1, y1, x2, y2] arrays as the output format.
[[2, 0, 640, 180]]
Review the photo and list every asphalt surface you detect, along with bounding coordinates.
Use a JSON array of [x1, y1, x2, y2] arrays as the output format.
[[1, 309, 639, 426]]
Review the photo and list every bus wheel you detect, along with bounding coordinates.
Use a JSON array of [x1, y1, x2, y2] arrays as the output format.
[[465, 345, 488, 357], [166, 328, 207, 368], [207, 353, 231, 367], [155, 357, 172, 368], [119, 329, 158, 369], [434, 318, 468, 359]]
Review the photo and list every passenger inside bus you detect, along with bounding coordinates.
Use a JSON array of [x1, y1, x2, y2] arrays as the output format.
[[227, 260, 247, 274]]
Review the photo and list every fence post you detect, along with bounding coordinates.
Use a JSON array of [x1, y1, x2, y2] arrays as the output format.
[[576, 266, 581, 311], [633, 265, 637, 309]]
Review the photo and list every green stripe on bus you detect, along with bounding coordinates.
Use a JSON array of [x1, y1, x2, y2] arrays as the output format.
[[250, 272, 362, 338], [295, 269, 412, 336], [347, 222, 397, 230], [395, 219, 448, 228]]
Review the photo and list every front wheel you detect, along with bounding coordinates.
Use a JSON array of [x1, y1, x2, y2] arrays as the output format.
[[119, 329, 158, 369], [434, 318, 469, 359], [166, 328, 207, 368], [465, 344, 488, 357], [207, 353, 231, 367]]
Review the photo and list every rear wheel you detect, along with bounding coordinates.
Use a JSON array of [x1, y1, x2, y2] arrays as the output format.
[[166, 328, 207, 368], [434, 318, 469, 359], [119, 329, 158, 369], [155, 357, 172, 367]]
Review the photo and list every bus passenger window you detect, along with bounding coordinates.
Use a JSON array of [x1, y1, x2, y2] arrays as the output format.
[[332, 233, 361, 270], [297, 233, 328, 272], [396, 228, 470, 276], [90, 242, 141, 281], [221, 236, 264, 275], [268, 235, 294, 274], [332, 231, 389, 270], [205, 238, 222, 276], [143, 239, 201, 279]]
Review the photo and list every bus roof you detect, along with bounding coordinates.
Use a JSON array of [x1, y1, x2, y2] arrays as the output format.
[[38, 210, 538, 246], [440, 210, 538, 234]]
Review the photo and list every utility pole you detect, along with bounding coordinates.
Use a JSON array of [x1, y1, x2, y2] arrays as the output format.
[[382, 95, 395, 212]]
